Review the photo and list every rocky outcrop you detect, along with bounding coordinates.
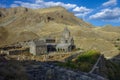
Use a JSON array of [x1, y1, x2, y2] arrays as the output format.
[[0, 27, 8, 42], [26, 62, 107, 80], [0, 7, 30, 18], [89, 55, 107, 78], [0, 8, 7, 18]]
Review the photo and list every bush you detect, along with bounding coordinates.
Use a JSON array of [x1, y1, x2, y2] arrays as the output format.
[[78, 62, 92, 72], [77, 48, 81, 50], [66, 60, 77, 69], [58, 50, 100, 72], [118, 47, 120, 50], [115, 45, 118, 47], [76, 50, 100, 64], [117, 38, 120, 41], [106, 61, 120, 80]]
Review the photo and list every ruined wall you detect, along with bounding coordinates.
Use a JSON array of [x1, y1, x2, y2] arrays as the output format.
[[89, 55, 107, 78], [36, 45, 47, 55]]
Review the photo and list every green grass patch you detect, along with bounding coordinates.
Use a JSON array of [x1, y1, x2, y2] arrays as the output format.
[[57, 50, 100, 72]]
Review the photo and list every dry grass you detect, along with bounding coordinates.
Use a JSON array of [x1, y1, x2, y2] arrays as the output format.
[[0, 7, 120, 58]]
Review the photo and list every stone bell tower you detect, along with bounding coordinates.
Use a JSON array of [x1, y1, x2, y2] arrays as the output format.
[[62, 27, 71, 40], [56, 27, 76, 52]]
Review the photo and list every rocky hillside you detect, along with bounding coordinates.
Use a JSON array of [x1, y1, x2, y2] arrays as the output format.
[[0, 55, 29, 80], [25, 61, 107, 80], [0, 55, 107, 80], [0, 7, 93, 27], [0, 7, 120, 58], [0, 6, 93, 44]]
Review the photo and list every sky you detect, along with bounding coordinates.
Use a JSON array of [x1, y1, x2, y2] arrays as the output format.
[[0, 0, 120, 26]]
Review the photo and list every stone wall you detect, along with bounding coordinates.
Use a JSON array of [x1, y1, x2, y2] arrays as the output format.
[[8, 48, 29, 55], [1, 48, 29, 55], [36, 46, 47, 55], [89, 55, 107, 78]]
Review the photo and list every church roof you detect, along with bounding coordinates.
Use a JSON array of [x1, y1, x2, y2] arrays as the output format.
[[56, 43, 71, 48], [32, 39, 46, 46], [63, 27, 70, 33]]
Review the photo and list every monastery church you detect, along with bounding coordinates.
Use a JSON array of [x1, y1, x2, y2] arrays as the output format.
[[0, 27, 76, 56], [29, 27, 75, 55]]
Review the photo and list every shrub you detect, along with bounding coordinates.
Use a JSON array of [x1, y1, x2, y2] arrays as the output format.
[[115, 45, 118, 47], [78, 62, 92, 72], [106, 61, 120, 80], [77, 48, 81, 50], [117, 38, 120, 41], [118, 47, 120, 50], [57, 50, 100, 72], [76, 50, 100, 64], [66, 60, 77, 69]]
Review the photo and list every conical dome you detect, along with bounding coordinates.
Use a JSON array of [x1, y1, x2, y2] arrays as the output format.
[[60, 37, 66, 43], [63, 27, 70, 39]]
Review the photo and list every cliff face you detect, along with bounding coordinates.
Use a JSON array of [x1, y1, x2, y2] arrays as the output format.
[[0, 7, 92, 27]]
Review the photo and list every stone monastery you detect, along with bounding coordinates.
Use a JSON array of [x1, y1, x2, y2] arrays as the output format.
[[0, 27, 75, 55]]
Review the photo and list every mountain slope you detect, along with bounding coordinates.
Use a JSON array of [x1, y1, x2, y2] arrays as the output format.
[[0, 7, 120, 58]]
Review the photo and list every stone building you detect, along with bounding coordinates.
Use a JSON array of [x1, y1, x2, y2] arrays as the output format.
[[0, 27, 76, 56], [56, 27, 75, 52], [29, 39, 47, 55], [28, 27, 75, 55], [45, 37, 56, 52], [29, 37, 56, 55]]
